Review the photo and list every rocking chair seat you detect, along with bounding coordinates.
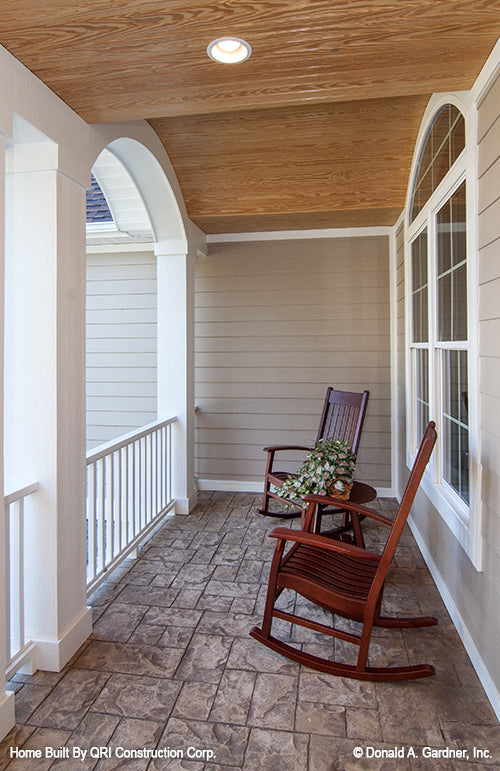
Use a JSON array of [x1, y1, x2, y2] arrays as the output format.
[[267, 469, 292, 486], [278, 537, 380, 619]]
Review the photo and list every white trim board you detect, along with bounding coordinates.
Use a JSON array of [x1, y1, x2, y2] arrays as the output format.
[[409, 513, 500, 722], [389, 213, 404, 499], [0, 692, 15, 744], [33, 607, 93, 673], [207, 226, 393, 243], [197, 479, 263, 493], [176, 489, 199, 516], [197, 479, 396, 498], [472, 35, 500, 103], [86, 242, 155, 253]]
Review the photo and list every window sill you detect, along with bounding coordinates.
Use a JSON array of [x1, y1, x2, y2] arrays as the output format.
[[407, 463, 481, 570]]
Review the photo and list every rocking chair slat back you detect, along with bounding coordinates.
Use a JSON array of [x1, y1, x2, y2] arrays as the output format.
[[316, 388, 369, 453], [368, 421, 438, 599]]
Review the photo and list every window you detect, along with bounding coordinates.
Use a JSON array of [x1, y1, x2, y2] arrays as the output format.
[[410, 104, 465, 223], [406, 100, 479, 566], [410, 230, 429, 443], [437, 182, 469, 504]]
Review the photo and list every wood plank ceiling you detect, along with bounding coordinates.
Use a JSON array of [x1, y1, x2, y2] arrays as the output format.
[[1, 1, 499, 233]]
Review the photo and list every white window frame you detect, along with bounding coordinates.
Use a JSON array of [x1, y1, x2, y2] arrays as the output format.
[[404, 93, 482, 570]]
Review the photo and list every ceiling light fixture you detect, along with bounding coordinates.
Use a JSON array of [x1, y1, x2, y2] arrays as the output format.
[[207, 37, 252, 64]]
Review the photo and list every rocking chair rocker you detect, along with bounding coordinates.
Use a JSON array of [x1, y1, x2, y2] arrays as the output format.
[[251, 422, 438, 681], [258, 387, 369, 519]]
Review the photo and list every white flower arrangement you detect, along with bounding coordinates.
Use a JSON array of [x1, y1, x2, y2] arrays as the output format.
[[276, 437, 356, 505]]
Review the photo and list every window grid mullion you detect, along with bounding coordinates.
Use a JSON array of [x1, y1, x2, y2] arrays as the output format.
[[428, 214, 439, 483]]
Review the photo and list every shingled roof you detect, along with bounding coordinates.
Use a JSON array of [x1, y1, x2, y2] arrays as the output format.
[[86, 174, 113, 223]]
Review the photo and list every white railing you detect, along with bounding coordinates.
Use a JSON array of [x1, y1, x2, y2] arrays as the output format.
[[4, 482, 39, 679], [86, 418, 176, 596]]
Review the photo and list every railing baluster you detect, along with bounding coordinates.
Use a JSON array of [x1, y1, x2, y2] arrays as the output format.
[[123, 448, 127, 549], [17, 499, 25, 654], [168, 423, 172, 504], [144, 436, 147, 529], [5, 505, 11, 665], [93, 463, 98, 580], [159, 425, 164, 510], [132, 439, 137, 538], [110, 453, 115, 561], [117, 448, 122, 553], [139, 436, 143, 530], [153, 428, 158, 519], [100, 457, 106, 574], [144, 435, 147, 526], [164, 424, 167, 506], [149, 430, 154, 524]]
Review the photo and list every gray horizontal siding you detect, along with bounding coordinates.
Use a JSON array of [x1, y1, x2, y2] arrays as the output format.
[[195, 235, 392, 488], [478, 70, 500, 573], [86, 250, 157, 450]]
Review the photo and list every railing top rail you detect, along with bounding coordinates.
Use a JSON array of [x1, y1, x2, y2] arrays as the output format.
[[86, 417, 177, 465], [4, 482, 40, 506]]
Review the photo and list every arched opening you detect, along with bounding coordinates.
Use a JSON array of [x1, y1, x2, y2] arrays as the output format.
[[94, 136, 188, 245], [84, 131, 198, 593], [86, 148, 157, 450]]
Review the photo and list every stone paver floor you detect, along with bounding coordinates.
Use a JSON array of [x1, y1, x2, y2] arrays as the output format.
[[0, 492, 498, 770]]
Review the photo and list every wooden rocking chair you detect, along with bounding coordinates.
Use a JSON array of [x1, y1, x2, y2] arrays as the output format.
[[258, 387, 369, 519], [250, 421, 437, 681]]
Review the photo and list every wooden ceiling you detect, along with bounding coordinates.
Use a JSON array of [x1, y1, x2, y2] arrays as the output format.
[[1, 1, 499, 233]]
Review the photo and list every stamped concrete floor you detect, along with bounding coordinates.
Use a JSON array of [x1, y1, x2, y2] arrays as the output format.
[[0, 492, 498, 770]]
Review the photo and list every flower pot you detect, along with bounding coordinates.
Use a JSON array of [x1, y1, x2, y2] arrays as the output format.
[[327, 482, 353, 500]]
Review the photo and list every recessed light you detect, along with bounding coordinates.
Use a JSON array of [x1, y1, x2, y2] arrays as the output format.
[[207, 37, 252, 64]]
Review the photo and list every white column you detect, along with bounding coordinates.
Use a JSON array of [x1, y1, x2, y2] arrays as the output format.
[[0, 131, 16, 741], [4, 136, 92, 672], [155, 241, 197, 514]]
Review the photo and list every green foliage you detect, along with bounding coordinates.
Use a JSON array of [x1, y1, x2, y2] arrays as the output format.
[[276, 437, 356, 505]]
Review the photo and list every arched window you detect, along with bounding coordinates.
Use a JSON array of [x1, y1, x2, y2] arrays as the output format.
[[406, 99, 478, 564], [409, 104, 465, 223]]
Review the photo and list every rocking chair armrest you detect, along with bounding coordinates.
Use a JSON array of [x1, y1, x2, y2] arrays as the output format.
[[269, 526, 381, 562], [303, 494, 393, 527], [262, 444, 311, 453]]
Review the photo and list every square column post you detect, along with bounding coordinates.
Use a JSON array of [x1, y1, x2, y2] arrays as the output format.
[[0, 131, 16, 741], [155, 241, 197, 514], [4, 136, 92, 673]]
